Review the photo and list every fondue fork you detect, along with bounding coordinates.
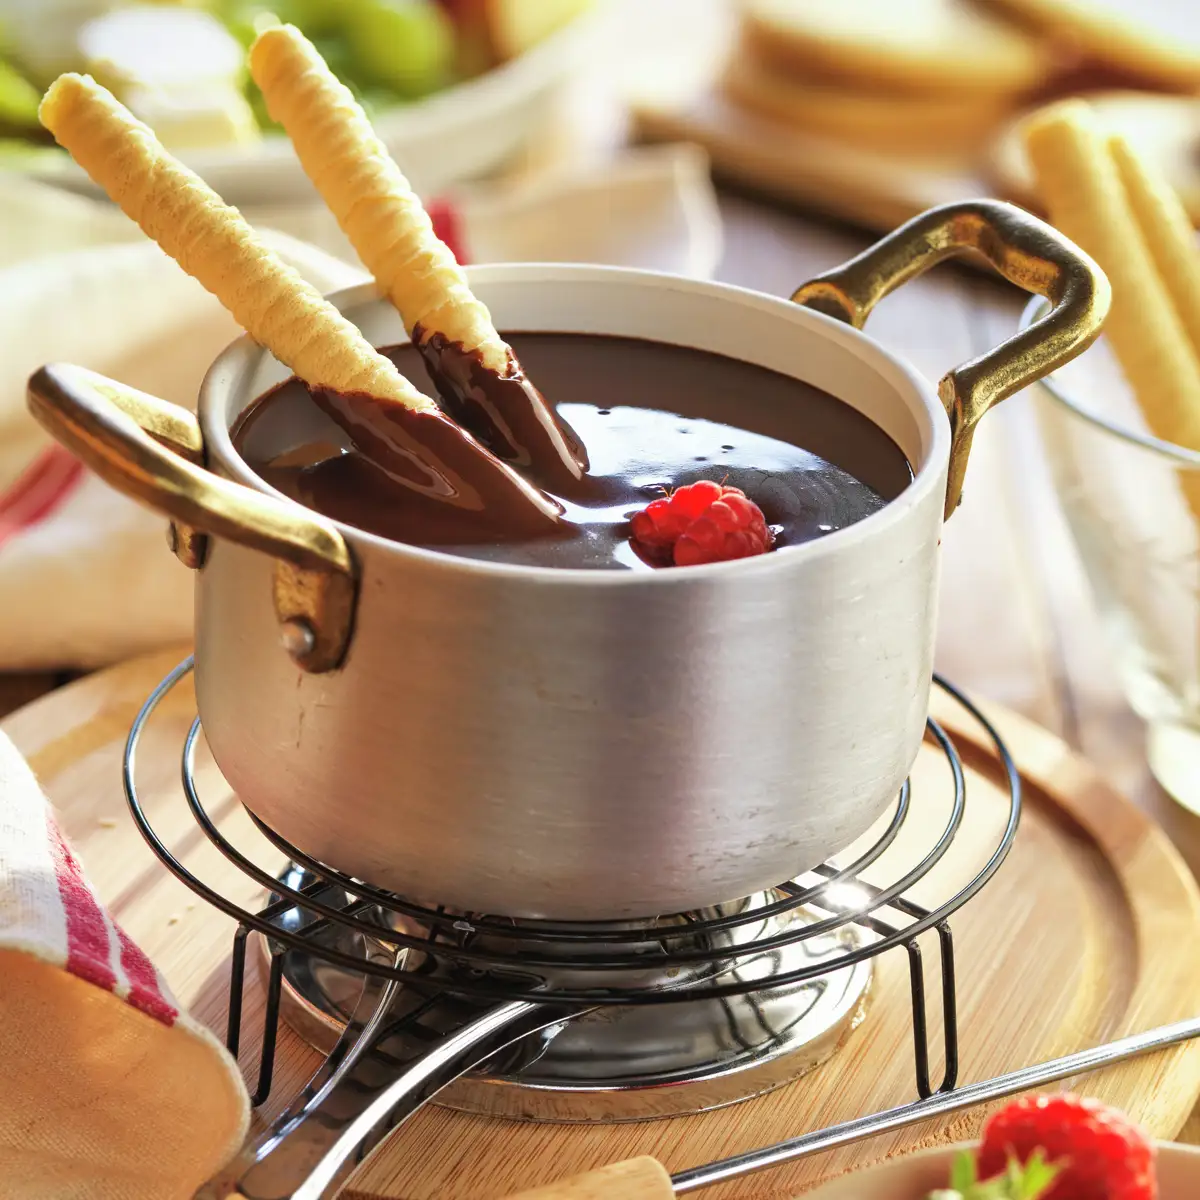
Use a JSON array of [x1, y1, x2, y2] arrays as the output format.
[[196, 992, 1200, 1198], [196, 979, 584, 1200], [488, 1016, 1200, 1197]]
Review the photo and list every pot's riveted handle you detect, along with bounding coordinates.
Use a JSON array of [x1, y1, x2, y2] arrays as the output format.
[[27, 363, 356, 674], [791, 199, 1111, 517]]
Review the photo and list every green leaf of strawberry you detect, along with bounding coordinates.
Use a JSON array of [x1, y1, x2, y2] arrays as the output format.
[[925, 1150, 1060, 1200]]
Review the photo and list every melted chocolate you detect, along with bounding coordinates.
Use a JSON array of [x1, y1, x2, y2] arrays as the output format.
[[235, 333, 912, 570], [306, 386, 563, 542], [414, 326, 589, 487]]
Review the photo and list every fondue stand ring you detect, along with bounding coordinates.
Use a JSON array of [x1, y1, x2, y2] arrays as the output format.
[[123, 658, 1018, 1197]]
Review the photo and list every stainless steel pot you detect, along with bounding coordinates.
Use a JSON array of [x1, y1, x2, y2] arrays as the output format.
[[27, 200, 1108, 921]]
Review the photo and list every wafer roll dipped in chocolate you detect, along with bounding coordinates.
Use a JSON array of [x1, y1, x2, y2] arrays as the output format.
[[39, 73, 562, 537], [248, 24, 587, 486], [1024, 101, 1200, 456]]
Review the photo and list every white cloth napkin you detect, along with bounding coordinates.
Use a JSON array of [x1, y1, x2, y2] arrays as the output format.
[[0, 727, 249, 1197], [0, 145, 722, 670]]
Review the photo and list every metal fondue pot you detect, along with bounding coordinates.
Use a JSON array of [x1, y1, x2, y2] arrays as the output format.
[[27, 200, 1108, 921]]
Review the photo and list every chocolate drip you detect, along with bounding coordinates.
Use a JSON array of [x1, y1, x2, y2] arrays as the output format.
[[307, 387, 566, 542], [414, 327, 589, 487]]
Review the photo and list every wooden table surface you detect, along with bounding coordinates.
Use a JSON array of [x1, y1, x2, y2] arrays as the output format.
[[3, 189, 1199, 1141]]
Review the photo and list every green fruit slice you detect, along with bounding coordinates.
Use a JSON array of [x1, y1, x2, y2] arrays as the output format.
[[342, 0, 455, 98], [0, 59, 40, 128]]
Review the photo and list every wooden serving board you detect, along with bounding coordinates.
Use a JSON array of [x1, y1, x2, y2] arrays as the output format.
[[4, 647, 1200, 1200]]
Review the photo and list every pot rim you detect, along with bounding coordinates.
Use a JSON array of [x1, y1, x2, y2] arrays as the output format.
[[199, 263, 950, 584]]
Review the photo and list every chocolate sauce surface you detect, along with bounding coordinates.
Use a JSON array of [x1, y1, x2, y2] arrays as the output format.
[[234, 333, 912, 570]]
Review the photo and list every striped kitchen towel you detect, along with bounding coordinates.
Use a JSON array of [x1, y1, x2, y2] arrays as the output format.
[[0, 728, 250, 1198]]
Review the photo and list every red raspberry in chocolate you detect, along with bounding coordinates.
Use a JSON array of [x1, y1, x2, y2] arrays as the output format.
[[629, 480, 774, 567], [977, 1093, 1156, 1200]]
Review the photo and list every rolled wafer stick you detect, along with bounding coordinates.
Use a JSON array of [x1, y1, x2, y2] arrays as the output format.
[[40, 73, 435, 415], [39, 73, 562, 533], [1109, 132, 1200, 368], [1024, 101, 1200, 454], [248, 25, 586, 482], [1030, 111, 1200, 708], [249, 24, 504, 369]]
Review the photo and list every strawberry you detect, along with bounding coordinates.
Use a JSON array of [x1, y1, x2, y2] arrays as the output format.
[[629, 480, 774, 568], [973, 1094, 1156, 1200]]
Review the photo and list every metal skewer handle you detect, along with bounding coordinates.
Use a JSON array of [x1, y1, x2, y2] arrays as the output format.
[[500, 1016, 1200, 1198]]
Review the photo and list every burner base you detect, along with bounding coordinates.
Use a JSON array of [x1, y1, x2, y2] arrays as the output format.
[[265, 886, 873, 1123]]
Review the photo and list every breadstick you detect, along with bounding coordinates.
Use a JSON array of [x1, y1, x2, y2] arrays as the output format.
[[249, 24, 507, 371], [1024, 100, 1200, 453], [39, 73, 435, 413], [1109, 132, 1200, 367]]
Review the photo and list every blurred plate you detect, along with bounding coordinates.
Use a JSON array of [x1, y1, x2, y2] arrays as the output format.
[[805, 1141, 1200, 1199], [21, 3, 612, 206]]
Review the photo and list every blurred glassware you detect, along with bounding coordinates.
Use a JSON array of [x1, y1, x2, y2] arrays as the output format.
[[1022, 295, 1200, 814]]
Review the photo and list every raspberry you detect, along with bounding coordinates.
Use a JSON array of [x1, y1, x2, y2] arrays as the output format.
[[977, 1094, 1156, 1200], [629, 480, 774, 567]]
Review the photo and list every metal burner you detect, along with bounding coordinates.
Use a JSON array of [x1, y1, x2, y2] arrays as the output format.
[[264, 873, 873, 1120]]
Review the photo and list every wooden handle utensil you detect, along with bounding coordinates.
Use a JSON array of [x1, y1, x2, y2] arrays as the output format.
[[491, 1017, 1200, 1199], [499, 1157, 674, 1199]]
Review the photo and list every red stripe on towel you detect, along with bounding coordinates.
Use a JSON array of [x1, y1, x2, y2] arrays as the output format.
[[118, 926, 179, 1025], [0, 446, 85, 550], [48, 818, 118, 995]]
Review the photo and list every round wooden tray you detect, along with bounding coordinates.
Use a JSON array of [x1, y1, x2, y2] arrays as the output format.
[[4, 648, 1200, 1200]]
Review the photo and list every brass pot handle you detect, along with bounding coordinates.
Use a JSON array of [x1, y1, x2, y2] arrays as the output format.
[[27, 363, 356, 674], [791, 198, 1111, 517]]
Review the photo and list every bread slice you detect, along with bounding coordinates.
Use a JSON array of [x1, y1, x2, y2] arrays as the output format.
[[742, 0, 1051, 97], [723, 39, 1017, 154]]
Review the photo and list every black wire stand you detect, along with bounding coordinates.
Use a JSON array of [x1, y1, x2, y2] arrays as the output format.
[[123, 657, 1021, 1112]]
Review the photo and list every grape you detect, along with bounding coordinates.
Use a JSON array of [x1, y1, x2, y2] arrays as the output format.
[[215, 0, 340, 47], [276, 0, 344, 36], [309, 34, 363, 87], [342, 0, 454, 99], [0, 59, 40, 128]]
